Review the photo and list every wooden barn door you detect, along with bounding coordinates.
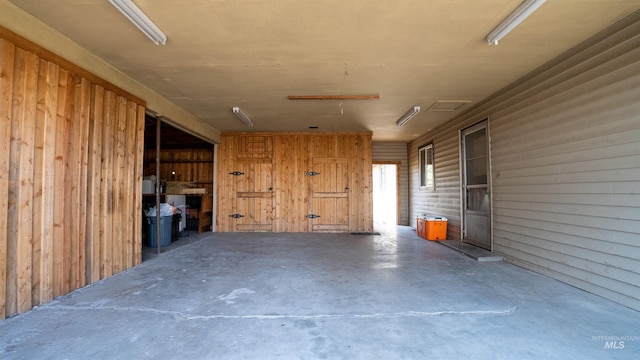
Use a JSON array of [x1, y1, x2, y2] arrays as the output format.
[[307, 158, 349, 232], [232, 158, 274, 231]]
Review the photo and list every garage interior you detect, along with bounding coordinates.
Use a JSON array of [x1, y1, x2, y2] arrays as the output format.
[[1, 0, 639, 358], [142, 117, 215, 244], [2, 229, 639, 359]]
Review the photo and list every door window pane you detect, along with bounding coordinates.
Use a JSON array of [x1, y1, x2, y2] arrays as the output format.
[[464, 129, 487, 186], [466, 188, 489, 213]]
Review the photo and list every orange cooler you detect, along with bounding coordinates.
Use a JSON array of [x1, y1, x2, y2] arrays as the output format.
[[425, 216, 447, 241]]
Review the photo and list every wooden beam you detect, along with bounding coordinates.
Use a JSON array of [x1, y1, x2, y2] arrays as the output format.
[[75, 77, 91, 290], [86, 84, 104, 284], [112, 96, 127, 272], [287, 94, 380, 100], [8, 48, 38, 315], [52, 68, 72, 298], [100, 90, 116, 279], [0, 39, 15, 318], [32, 59, 58, 305], [123, 100, 137, 269], [132, 104, 146, 266]]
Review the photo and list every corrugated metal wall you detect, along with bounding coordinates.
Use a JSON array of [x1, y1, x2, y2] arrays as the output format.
[[409, 12, 640, 310], [372, 142, 409, 225]]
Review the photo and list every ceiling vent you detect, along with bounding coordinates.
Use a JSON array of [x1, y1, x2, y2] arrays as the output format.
[[426, 100, 471, 112]]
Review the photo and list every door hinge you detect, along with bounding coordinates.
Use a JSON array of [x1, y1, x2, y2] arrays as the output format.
[[230, 213, 245, 219], [306, 171, 320, 176], [229, 171, 244, 176], [305, 214, 321, 219]]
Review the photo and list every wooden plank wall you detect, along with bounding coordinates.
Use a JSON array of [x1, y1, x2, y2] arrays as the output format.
[[0, 31, 146, 319], [274, 134, 308, 232], [217, 132, 373, 233], [408, 12, 640, 310], [143, 148, 214, 194]]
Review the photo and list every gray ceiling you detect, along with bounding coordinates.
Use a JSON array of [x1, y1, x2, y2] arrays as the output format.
[[8, 0, 640, 141]]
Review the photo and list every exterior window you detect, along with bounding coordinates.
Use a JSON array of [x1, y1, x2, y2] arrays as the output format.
[[419, 144, 434, 190]]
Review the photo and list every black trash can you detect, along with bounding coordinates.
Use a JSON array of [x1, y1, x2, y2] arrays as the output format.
[[171, 213, 181, 242]]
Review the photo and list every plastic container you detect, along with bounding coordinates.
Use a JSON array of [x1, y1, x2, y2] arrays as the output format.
[[142, 180, 155, 194], [147, 215, 172, 247], [425, 216, 447, 241]]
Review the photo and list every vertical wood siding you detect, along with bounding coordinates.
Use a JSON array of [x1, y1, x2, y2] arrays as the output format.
[[0, 32, 146, 319], [217, 132, 373, 233], [0, 38, 13, 319], [372, 142, 409, 225], [408, 12, 640, 310], [143, 148, 214, 194], [275, 134, 309, 232]]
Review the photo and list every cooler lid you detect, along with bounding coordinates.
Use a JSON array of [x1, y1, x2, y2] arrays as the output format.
[[425, 216, 447, 221]]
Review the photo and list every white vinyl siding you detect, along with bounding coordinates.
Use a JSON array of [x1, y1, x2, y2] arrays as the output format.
[[409, 130, 462, 237], [372, 142, 409, 225], [408, 12, 640, 310]]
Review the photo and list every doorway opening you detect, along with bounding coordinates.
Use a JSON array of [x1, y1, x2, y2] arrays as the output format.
[[461, 120, 492, 250], [373, 163, 399, 231], [142, 115, 214, 260]]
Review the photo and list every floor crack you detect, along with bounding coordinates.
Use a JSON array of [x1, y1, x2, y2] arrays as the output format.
[[41, 304, 517, 321]]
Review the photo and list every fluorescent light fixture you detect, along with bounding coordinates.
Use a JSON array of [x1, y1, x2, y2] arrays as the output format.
[[486, 0, 546, 45], [396, 106, 421, 127], [232, 107, 254, 127], [109, 0, 167, 45]]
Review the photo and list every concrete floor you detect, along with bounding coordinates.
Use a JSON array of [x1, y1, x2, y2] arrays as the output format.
[[1, 227, 638, 359]]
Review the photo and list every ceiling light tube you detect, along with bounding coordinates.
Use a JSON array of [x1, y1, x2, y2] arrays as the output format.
[[395, 106, 421, 127], [109, 0, 167, 45], [232, 107, 254, 127], [486, 0, 547, 45]]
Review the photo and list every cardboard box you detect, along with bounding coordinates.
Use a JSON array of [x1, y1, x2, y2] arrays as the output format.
[[180, 188, 207, 194], [416, 217, 427, 239]]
